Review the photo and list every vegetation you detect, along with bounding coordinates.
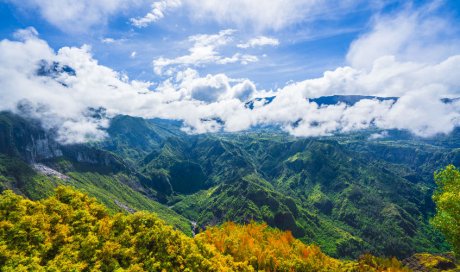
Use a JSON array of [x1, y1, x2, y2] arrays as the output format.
[[196, 222, 413, 271], [0, 155, 192, 236], [166, 137, 450, 258], [0, 187, 413, 271], [402, 253, 458, 271], [0, 112, 458, 260], [196, 221, 341, 271], [432, 165, 460, 256], [0, 186, 249, 271]]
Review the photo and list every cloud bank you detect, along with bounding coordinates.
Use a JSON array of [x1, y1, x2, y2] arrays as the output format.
[[1, 6, 460, 144]]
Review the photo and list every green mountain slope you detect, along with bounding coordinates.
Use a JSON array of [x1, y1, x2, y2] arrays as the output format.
[[0, 112, 458, 259], [0, 112, 192, 235]]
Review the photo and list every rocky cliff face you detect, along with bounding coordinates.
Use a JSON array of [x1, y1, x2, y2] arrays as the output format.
[[0, 112, 126, 172], [25, 135, 63, 162], [0, 112, 62, 162]]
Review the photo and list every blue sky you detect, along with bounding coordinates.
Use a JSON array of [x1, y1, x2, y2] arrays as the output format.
[[0, 0, 460, 143], [2, 0, 458, 89]]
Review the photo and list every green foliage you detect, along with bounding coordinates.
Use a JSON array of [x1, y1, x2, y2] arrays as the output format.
[[66, 171, 193, 235], [0, 155, 192, 235], [432, 165, 460, 256], [172, 175, 308, 238], [169, 136, 449, 258], [0, 155, 60, 200]]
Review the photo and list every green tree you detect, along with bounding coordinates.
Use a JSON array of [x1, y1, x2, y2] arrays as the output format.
[[432, 165, 460, 256]]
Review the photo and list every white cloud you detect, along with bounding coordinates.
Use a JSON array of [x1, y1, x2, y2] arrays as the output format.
[[5, 0, 375, 34], [181, 0, 361, 31], [2, 3, 460, 144], [153, 29, 258, 75], [175, 69, 256, 103], [6, 0, 137, 32], [237, 36, 279, 49], [369, 131, 388, 140], [347, 4, 460, 70], [101, 38, 115, 44], [128, 0, 370, 31], [0, 31, 257, 143], [13, 27, 39, 41], [130, 0, 182, 27]]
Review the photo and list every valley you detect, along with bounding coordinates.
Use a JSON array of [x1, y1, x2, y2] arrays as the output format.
[[1, 111, 458, 260]]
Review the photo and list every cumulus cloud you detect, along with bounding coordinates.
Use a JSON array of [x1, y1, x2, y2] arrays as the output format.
[[0, 31, 258, 143], [153, 29, 258, 75], [130, 0, 181, 27], [175, 68, 256, 102], [237, 36, 279, 49], [1, 3, 460, 144]]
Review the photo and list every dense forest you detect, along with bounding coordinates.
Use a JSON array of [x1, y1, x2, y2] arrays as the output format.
[[0, 186, 418, 271], [0, 165, 459, 271]]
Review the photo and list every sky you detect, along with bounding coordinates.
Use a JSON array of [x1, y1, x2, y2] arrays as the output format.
[[0, 0, 460, 143]]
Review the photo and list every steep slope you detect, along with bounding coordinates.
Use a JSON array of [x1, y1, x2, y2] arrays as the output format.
[[98, 116, 456, 258], [99, 115, 185, 164], [0, 112, 192, 234], [168, 135, 450, 258]]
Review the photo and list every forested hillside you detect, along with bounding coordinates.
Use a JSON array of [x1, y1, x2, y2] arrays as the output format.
[[0, 111, 459, 260]]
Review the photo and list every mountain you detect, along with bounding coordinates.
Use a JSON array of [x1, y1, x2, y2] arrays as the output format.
[[0, 110, 458, 260], [309, 95, 398, 106], [0, 111, 193, 235], [246, 94, 458, 110], [245, 95, 398, 110]]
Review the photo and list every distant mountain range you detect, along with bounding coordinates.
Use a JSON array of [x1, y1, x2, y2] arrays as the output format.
[[245, 94, 459, 110]]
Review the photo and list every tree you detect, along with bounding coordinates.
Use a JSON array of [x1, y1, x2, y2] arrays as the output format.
[[432, 165, 460, 256], [0, 186, 410, 271]]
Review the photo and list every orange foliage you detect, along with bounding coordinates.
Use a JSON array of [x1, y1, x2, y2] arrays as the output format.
[[196, 221, 341, 272]]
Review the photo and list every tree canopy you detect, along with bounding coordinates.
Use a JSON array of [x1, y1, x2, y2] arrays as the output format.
[[432, 165, 460, 256], [0, 186, 411, 271]]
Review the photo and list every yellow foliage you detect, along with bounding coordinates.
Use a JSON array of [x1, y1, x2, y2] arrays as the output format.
[[0, 186, 411, 271], [196, 222, 410, 272], [0, 186, 250, 271]]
